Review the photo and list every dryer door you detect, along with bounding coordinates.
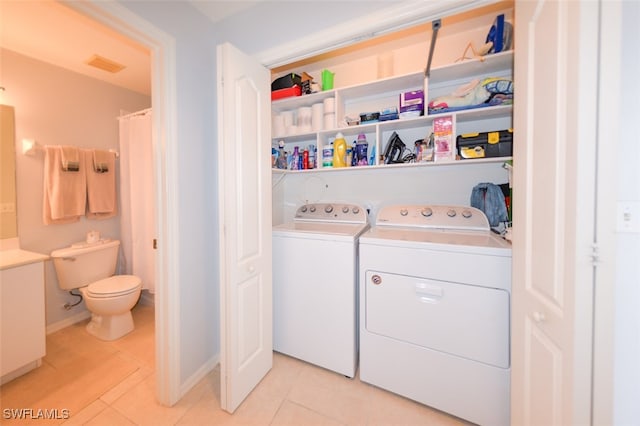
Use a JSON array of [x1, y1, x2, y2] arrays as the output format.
[[364, 270, 510, 368]]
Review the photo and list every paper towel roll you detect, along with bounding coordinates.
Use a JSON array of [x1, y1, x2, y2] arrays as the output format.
[[323, 97, 335, 114], [312, 103, 324, 131], [324, 113, 335, 130]]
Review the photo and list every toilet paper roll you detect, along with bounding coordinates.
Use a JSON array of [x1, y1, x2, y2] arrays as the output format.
[[273, 114, 285, 136], [323, 97, 335, 114], [281, 110, 294, 127], [297, 106, 312, 128], [312, 103, 324, 131], [324, 113, 335, 130]]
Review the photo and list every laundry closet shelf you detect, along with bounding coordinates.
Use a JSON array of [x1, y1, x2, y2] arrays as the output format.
[[271, 156, 512, 175]]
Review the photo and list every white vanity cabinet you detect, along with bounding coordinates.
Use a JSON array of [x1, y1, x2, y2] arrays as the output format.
[[1, 251, 48, 384]]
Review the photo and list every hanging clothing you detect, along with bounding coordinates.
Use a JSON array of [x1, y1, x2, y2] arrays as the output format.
[[470, 182, 508, 227]]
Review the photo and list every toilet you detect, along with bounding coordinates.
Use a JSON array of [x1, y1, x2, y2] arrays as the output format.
[[50, 239, 141, 341]]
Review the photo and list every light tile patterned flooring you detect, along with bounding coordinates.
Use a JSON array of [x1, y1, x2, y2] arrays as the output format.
[[1, 304, 470, 425]]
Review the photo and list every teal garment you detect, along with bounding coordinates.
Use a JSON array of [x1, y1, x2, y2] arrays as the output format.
[[470, 182, 508, 227]]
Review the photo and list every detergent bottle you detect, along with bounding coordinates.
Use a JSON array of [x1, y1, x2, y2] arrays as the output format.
[[333, 132, 347, 168], [356, 133, 369, 166]]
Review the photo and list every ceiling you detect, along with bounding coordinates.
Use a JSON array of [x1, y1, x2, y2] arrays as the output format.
[[0, 1, 260, 97]]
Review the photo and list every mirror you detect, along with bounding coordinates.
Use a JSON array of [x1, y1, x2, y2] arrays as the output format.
[[0, 105, 18, 239]]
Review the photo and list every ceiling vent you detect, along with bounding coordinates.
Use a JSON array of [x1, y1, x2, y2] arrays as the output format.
[[86, 55, 126, 73]]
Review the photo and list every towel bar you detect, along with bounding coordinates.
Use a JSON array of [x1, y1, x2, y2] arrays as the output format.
[[22, 140, 119, 158]]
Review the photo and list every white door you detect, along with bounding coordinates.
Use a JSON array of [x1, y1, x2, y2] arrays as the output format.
[[217, 42, 272, 413], [511, 1, 599, 425]]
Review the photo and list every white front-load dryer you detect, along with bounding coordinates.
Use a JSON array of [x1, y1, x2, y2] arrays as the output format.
[[359, 204, 512, 426], [272, 202, 369, 378]]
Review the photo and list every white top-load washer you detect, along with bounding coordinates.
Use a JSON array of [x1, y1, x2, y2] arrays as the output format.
[[359, 204, 512, 426], [273, 202, 369, 378]]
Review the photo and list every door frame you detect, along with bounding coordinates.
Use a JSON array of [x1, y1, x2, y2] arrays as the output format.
[[62, 0, 181, 406]]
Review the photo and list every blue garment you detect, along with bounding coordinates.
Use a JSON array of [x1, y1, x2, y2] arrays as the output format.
[[470, 182, 508, 227]]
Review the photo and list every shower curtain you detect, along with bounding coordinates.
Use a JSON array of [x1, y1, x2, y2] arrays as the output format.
[[118, 108, 155, 293]]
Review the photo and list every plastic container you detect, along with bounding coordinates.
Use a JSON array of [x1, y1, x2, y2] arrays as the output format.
[[333, 132, 347, 168], [291, 146, 300, 170], [308, 144, 316, 169], [322, 145, 333, 168], [356, 133, 369, 166]]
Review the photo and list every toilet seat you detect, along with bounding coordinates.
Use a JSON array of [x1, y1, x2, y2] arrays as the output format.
[[86, 275, 141, 298]]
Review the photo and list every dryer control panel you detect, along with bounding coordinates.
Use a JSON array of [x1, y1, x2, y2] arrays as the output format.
[[375, 204, 489, 232], [294, 203, 368, 224]]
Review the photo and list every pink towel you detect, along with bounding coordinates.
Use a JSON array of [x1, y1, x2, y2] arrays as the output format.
[[85, 149, 117, 220], [43, 146, 86, 225]]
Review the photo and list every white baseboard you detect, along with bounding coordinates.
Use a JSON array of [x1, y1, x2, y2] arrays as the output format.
[[46, 310, 91, 335], [179, 353, 220, 397], [139, 289, 155, 306]]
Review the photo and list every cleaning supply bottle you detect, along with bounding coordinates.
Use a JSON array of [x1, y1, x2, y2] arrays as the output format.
[[276, 140, 287, 169], [333, 132, 347, 168], [303, 149, 309, 169], [322, 139, 334, 168], [351, 142, 358, 166], [291, 146, 300, 170], [356, 133, 369, 166], [308, 144, 316, 169]]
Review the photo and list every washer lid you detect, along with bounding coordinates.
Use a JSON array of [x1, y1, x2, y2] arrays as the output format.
[[87, 275, 141, 297], [273, 222, 369, 240], [360, 226, 511, 256]]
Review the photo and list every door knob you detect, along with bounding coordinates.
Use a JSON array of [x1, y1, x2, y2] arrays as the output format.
[[248, 266, 255, 273]]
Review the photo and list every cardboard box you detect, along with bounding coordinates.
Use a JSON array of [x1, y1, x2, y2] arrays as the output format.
[[399, 90, 424, 118]]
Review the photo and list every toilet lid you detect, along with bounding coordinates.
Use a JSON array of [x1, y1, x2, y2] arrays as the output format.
[[87, 275, 141, 298]]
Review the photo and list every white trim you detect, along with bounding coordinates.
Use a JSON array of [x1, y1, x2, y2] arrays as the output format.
[[139, 289, 155, 306], [61, 0, 181, 407], [179, 354, 220, 397], [256, 0, 496, 68], [593, 1, 623, 424], [45, 310, 91, 335]]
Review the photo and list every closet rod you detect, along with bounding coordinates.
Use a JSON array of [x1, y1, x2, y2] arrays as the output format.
[[21, 139, 119, 158]]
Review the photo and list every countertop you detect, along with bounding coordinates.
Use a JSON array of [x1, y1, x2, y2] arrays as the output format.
[[0, 249, 49, 270]]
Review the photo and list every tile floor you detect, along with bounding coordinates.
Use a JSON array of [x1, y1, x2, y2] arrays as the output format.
[[1, 304, 470, 425]]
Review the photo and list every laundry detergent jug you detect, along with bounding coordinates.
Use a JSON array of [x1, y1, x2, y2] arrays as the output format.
[[333, 132, 347, 168]]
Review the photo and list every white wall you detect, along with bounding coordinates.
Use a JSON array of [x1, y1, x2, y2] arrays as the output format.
[[118, 0, 222, 389], [613, 1, 640, 423], [1, 48, 150, 329]]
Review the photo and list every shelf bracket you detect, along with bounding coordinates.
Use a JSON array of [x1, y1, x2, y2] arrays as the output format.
[[424, 19, 442, 78]]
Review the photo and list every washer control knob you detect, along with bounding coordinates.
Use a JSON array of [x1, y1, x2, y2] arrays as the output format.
[[371, 275, 382, 285], [447, 209, 457, 218], [309, 206, 316, 212], [300, 206, 308, 213], [421, 208, 433, 217], [324, 205, 334, 214], [342, 206, 350, 214], [462, 209, 472, 218], [400, 209, 408, 216], [352, 207, 360, 214]]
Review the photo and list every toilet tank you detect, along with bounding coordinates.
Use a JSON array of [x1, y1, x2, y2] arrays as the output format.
[[50, 239, 120, 290]]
